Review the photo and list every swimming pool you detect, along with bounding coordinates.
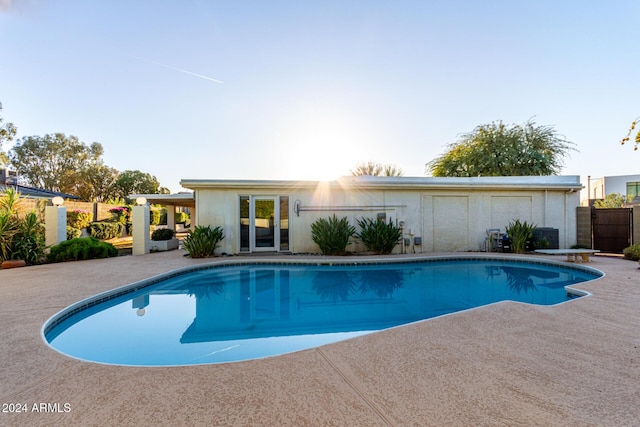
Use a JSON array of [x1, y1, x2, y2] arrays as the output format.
[[43, 257, 602, 366]]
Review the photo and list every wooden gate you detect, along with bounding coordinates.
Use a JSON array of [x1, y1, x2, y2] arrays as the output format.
[[592, 208, 633, 253]]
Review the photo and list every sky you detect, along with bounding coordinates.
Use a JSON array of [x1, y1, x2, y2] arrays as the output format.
[[1, 0, 639, 193]]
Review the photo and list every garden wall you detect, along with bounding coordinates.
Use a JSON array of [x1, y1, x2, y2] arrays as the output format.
[[15, 199, 117, 222]]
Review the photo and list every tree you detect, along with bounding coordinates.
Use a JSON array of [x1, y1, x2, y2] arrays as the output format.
[[114, 170, 161, 202], [426, 120, 576, 177], [9, 133, 104, 193], [351, 161, 404, 177], [0, 102, 17, 167], [74, 164, 120, 202], [593, 193, 633, 208], [620, 116, 639, 151]]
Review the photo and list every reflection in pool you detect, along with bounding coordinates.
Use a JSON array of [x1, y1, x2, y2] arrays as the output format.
[[44, 259, 601, 366]]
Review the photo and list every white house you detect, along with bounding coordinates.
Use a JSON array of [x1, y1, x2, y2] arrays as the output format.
[[585, 174, 640, 205], [179, 175, 582, 255]]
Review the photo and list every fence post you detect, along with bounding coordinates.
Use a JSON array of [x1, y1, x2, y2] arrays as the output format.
[[633, 206, 640, 245], [576, 206, 592, 248]]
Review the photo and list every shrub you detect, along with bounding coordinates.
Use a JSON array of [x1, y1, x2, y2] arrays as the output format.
[[47, 237, 118, 262], [355, 217, 403, 255], [150, 208, 161, 226], [623, 243, 640, 261], [505, 219, 536, 254], [109, 206, 130, 225], [183, 225, 224, 258], [151, 228, 175, 241], [0, 210, 18, 262], [67, 226, 82, 240], [310, 215, 356, 255], [0, 188, 21, 262], [87, 221, 124, 240], [1, 188, 46, 264], [67, 209, 92, 229], [11, 211, 46, 265]]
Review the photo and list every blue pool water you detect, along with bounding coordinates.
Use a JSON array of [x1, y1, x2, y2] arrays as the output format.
[[44, 258, 601, 366]]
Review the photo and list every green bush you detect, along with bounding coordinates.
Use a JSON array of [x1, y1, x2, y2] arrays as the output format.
[[87, 221, 124, 240], [183, 225, 224, 258], [175, 211, 190, 225], [355, 217, 403, 255], [1, 188, 46, 264], [150, 208, 161, 226], [505, 219, 536, 254], [47, 237, 118, 263], [310, 215, 356, 255], [623, 243, 640, 261], [151, 228, 175, 241], [67, 226, 82, 240], [0, 188, 22, 262], [108, 206, 130, 225], [11, 211, 46, 265], [67, 209, 92, 229]]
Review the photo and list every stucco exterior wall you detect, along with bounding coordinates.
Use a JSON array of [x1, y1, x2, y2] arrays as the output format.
[[187, 177, 580, 255]]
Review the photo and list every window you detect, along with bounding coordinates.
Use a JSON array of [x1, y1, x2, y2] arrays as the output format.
[[627, 182, 640, 198]]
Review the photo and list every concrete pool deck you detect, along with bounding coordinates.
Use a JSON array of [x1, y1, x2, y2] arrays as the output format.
[[1, 251, 639, 426]]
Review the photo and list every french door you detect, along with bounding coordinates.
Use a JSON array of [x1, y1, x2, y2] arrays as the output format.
[[240, 196, 289, 252]]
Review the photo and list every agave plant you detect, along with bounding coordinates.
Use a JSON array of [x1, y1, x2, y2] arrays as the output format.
[[11, 211, 46, 265], [310, 215, 356, 255], [356, 217, 403, 255], [183, 225, 225, 258], [505, 219, 536, 254]]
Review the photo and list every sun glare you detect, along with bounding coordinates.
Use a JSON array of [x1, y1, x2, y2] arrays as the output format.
[[279, 106, 371, 181]]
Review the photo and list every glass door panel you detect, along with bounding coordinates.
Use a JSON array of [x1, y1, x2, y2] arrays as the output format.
[[253, 197, 276, 250], [279, 196, 289, 251], [240, 196, 250, 251]]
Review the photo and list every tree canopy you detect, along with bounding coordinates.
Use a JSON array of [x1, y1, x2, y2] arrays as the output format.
[[351, 161, 404, 177], [114, 170, 162, 202], [74, 164, 120, 202], [593, 193, 634, 208], [8, 133, 167, 202], [2, 100, 172, 201], [0, 103, 17, 167], [426, 120, 576, 177], [9, 133, 104, 193]]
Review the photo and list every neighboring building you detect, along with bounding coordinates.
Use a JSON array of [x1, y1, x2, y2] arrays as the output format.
[[180, 175, 583, 255], [0, 168, 80, 200], [584, 174, 640, 206]]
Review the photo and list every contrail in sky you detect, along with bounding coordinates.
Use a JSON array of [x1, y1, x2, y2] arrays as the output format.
[[132, 56, 224, 84]]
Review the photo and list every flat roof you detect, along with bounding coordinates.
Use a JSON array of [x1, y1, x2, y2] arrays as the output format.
[[180, 175, 583, 191]]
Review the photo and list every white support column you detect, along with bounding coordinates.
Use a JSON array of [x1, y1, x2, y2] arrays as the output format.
[[45, 205, 67, 247], [132, 203, 150, 255], [166, 205, 176, 231]]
